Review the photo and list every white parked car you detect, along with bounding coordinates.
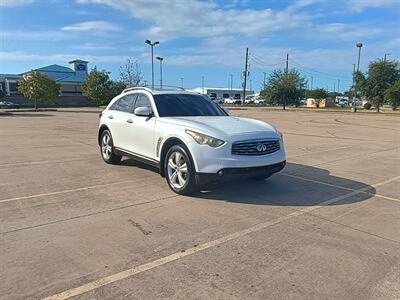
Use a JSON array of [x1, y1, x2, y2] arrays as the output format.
[[98, 87, 286, 195]]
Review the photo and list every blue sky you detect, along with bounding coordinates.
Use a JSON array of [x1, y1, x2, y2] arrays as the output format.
[[1, 0, 399, 92]]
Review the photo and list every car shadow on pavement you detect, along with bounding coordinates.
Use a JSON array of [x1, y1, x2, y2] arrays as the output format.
[[193, 162, 376, 206], [119, 159, 375, 206]]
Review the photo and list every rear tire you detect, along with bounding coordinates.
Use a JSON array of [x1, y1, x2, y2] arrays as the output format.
[[165, 145, 197, 195], [100, 129, 122, 164]]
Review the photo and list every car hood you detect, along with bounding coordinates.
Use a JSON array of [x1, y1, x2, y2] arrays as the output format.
[[160, 116, 279, 138]]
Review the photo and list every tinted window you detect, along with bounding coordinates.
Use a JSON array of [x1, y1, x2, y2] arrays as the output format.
[[134, 94, 152, 111], [223, 93, 229, 98], [110, 95, 136, 113], [154, 94, 226, 117]]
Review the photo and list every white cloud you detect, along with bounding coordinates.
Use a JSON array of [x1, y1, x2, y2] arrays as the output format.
[[346, 0, 400, 12], [0, 0, 32, 6], [76, 0, 310, 39], [1, 30, 71, 41], [0, 51, 129, 63], [61, 21, 121, 32], [313, 23, 383, 40]]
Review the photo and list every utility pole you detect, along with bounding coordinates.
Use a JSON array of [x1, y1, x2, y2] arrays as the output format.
[[242, 47, 249, 104], [283, 53, 289, 110], [156, 56, 163, 89], [337, 79, 340, 94], [263, 72, 266, 90], [201, 76, 204, 94], [230, 74, 233, 93], [352, 42, 363, 113], [145, 40, 159, 89], [180, 77, 184, 89], [334, 82, 336, 93], [311, 76, 314, 90]]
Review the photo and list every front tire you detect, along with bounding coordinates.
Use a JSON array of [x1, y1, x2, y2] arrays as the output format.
[[100, 129, 122, 164], [165, 145, 197, 195]]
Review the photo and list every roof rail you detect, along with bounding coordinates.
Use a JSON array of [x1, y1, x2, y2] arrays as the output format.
[[121, 86, 153, 94]]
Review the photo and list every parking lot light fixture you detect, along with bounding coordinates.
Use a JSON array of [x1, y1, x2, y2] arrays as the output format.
[[352, 42, 363, 113], [145, 40, 160, 88], [156, 57, 164, 89]]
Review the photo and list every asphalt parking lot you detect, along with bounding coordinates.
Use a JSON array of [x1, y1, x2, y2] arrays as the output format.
[[0, 108, 399, 300]]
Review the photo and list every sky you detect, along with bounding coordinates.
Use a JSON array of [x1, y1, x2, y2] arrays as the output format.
[[1, 0, 399, 92]]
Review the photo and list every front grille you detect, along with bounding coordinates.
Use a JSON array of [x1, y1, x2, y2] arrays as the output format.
[[231, 139, 280, 156]]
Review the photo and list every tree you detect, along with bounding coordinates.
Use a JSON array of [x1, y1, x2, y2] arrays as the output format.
[[260, 69, 306, 109], [307, 88, 329, 99], [17, 71, 60, 109], [359, 59, 400, 112], [384, 79, 400, 110], [119, 59, 142, 87], [82, 69, 126, 106]]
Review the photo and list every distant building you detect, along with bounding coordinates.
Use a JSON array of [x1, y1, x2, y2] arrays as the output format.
[[306, 98, 335, 108], [191, 87, 254, 101], [0, 59, 89, 97]]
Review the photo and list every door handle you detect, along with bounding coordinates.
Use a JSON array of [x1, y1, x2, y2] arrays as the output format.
[[108, 115, 114, 119], [126, 119, 133, 124]]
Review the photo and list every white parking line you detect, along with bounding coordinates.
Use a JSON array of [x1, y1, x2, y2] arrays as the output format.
[[0, 180, 136, 204], [0, 156, 98, 168], [280, 173, 400, 203], [41, 175, 399, 300]]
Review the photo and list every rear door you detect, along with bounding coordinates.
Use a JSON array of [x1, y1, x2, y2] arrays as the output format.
[[107, 94, 137, 149]]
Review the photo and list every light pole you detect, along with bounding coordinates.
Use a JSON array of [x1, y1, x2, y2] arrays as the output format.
[[352, 42, 363, 113], [230, 74, 233, 94], [156, 56, 163, 89], [202, 76, 204, 94], [145, 39, 159, 88], [180, 77, 184, 88]]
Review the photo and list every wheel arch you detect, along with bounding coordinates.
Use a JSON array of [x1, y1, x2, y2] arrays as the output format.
[[98, 124, 110, 146], [159, 137, 195, 177]]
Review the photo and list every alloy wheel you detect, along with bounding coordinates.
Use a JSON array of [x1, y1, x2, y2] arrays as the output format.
[[167, 151, 188, 189], [101, 133, 112, 160]]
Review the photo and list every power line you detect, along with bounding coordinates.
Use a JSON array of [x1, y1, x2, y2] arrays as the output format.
[[290, 58, 351, 80]]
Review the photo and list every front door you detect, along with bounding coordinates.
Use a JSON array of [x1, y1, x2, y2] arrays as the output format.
[[128, 93, 156, 159]]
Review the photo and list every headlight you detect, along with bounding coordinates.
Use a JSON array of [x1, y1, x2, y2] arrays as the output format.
[[185, 129, 225, 148], [277, 130, 283, 140]]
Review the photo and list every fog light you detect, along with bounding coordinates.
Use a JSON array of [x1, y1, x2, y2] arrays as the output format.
[[217, 170, 223, 177]]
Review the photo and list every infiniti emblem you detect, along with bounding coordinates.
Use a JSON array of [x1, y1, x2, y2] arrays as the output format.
[[256, 144, 267, 152]]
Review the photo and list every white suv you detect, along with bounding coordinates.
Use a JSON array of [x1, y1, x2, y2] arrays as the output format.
[[98, 87, 286, 194]]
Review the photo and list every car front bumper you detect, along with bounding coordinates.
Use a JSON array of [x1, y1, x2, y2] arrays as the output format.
[[195, 160, 286, 185], [186, 138, 286, 174]]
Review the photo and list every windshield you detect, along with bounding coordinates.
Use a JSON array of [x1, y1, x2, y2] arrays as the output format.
[[153, 94, 227, 117]]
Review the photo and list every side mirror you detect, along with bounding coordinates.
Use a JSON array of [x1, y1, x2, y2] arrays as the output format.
[[134, 106, 152, 117], [223, 108, 230, 115]]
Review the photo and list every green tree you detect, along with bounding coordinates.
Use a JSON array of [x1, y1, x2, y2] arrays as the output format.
[[17, 71, 60, 109], [359, 60, 400, 112], [306, 88, 329, 99], [384, 79, 400, 110], [260, 69, 306, 109], [82, 69, 126, 106]]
